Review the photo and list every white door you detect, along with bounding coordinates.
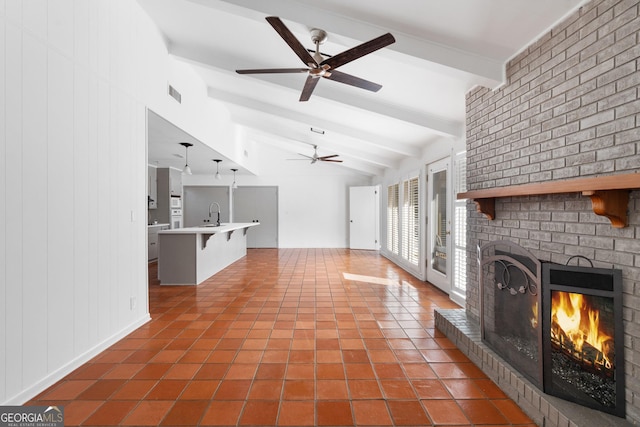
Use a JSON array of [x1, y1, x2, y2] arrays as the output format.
[[427, 158, 451, 294], [349, 186, 379, 250], [233, 186, 278, 248]]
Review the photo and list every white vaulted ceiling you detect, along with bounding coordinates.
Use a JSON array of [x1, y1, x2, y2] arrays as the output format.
[[140, 0, 586, 176]]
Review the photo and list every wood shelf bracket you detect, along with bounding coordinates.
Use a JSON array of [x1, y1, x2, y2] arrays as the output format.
[[473, 198, 495, 220], [582, 189, 629, 228]]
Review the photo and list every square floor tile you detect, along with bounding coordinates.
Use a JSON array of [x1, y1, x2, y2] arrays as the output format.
[[160, 400, 209, 426], [317, 401, 353, 426], [277, 401, 315, 426], [180, 380, 220, 400], [282, 380, 314, 400], [352, 400, 393, 426], [239, 400, 279, 425], [248, 380, 283, 400], [82, 401, 137, 426], [387, 400, 431, 425], [200, 401, 244, 426], [422, 399, 469, 424], [347, 379, 383, 399], [121, 401, 173, 426]]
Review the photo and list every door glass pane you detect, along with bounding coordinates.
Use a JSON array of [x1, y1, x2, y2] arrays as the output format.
[[432, 169, 447, 274]]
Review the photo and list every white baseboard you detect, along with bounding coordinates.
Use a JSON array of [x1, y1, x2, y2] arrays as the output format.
[[3, 314, 152, 405]]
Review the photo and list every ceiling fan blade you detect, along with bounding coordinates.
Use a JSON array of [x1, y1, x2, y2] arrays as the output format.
[[299, 75, 320, 102], [321, 33, 395, 70], [324, 70, 382, 92], [322, 159, 343, 163], [236, 68, 308, 74], [266, 16, 318, 68], [318, 154, 339, 160]]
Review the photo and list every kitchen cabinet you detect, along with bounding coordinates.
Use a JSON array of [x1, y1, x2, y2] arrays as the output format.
[[148, 166, 157, 209], [156, 168, 183, 225], [148, 224, 169, 261], [170, 168, 182, 197]]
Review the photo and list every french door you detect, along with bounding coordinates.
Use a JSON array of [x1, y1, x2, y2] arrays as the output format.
[[426, 158, 451, 293]]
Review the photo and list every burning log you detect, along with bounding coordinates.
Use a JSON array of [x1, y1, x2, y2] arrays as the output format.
[[551, 319, 615, 378]]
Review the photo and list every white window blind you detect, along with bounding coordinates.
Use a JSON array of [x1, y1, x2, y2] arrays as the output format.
[[402, 177, 419, 265], [387, 184, 399, 254], [453, 153, 467, 297]]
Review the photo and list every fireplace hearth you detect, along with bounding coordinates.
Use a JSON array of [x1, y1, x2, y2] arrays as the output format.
[[479, 241, 625, 418]]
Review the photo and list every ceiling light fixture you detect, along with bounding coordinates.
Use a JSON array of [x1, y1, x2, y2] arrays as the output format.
[[231, 168, 238, 190], [310, 127, 325, 134], [213, 159, 222, 180], [179, 142, 193, 175]]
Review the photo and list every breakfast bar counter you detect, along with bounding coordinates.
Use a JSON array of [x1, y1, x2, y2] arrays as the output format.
[[157, 223, 259, 285]]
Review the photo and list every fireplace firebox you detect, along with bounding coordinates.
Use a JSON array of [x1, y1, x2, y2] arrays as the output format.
[[479, 241, 625, 418], [542, 262, 624, 417]]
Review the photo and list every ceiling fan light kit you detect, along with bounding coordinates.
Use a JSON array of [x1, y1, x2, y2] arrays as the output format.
[[236, 16, 395, 102]]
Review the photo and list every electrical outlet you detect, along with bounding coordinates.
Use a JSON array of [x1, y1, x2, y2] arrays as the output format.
[[130, 297, 137, 310]]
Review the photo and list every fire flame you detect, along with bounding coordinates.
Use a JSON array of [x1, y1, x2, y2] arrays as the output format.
[[551, 291, 613, 369]]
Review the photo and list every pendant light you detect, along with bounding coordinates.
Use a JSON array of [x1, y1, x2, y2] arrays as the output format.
[[179, 142, 193, 175], [231, 168, 238, 189], [213, 159, 222, 180]]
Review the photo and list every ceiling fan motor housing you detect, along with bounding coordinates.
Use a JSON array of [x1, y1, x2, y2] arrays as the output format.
[[310, 28, 327, 45]]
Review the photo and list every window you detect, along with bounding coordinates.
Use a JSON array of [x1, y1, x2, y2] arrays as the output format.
[[402, 177, 419, 265], [387, 184, 399, 254], [453, 153, 467, 298]]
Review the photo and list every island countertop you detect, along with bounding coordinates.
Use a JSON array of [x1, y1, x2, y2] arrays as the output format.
[[158, 222, 258, 234], [157, 222, 260, 285]]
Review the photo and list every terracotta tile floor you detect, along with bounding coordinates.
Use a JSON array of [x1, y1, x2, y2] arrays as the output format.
[[29, 248, 536, 426]]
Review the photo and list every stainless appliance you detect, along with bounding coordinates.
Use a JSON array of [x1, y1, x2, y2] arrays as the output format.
[[170, 209, 183, 229]]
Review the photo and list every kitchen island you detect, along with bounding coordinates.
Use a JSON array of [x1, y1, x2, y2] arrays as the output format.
[[157, 222, 259, 285]]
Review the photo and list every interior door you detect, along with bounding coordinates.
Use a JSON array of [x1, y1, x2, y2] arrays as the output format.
[[183, 186, 229, 227], [349, 186, 379, 250], [427, 158, 451, 294], [233, 186, 278, 248]]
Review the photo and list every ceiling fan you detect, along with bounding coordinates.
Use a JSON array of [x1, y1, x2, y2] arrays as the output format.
[[236, 16, 395, 102], [289, 145, 343, 164]]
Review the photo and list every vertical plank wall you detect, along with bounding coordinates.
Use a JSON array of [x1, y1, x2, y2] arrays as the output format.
[[0, 0, 172, 404]]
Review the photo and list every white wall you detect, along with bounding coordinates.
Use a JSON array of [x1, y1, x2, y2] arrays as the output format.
[[0, 0, 226, 405], [183, 144, 372, 248]]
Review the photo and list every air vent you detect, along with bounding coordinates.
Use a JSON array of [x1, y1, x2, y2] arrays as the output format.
[[168, 84, 182, 104]]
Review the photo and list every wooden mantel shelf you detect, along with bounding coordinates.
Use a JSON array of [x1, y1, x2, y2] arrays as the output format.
[[457, 173, 640, 228]]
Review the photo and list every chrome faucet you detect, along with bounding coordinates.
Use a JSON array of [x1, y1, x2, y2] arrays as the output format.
[[208, 202, 221, 226]]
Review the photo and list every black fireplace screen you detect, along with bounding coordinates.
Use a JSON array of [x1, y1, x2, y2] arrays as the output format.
[[479, 241, 543, 389], [542, 263, 625, 417]]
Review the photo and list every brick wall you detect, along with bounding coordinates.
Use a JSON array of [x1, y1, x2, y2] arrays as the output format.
[[465, 0, 640, 422]]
